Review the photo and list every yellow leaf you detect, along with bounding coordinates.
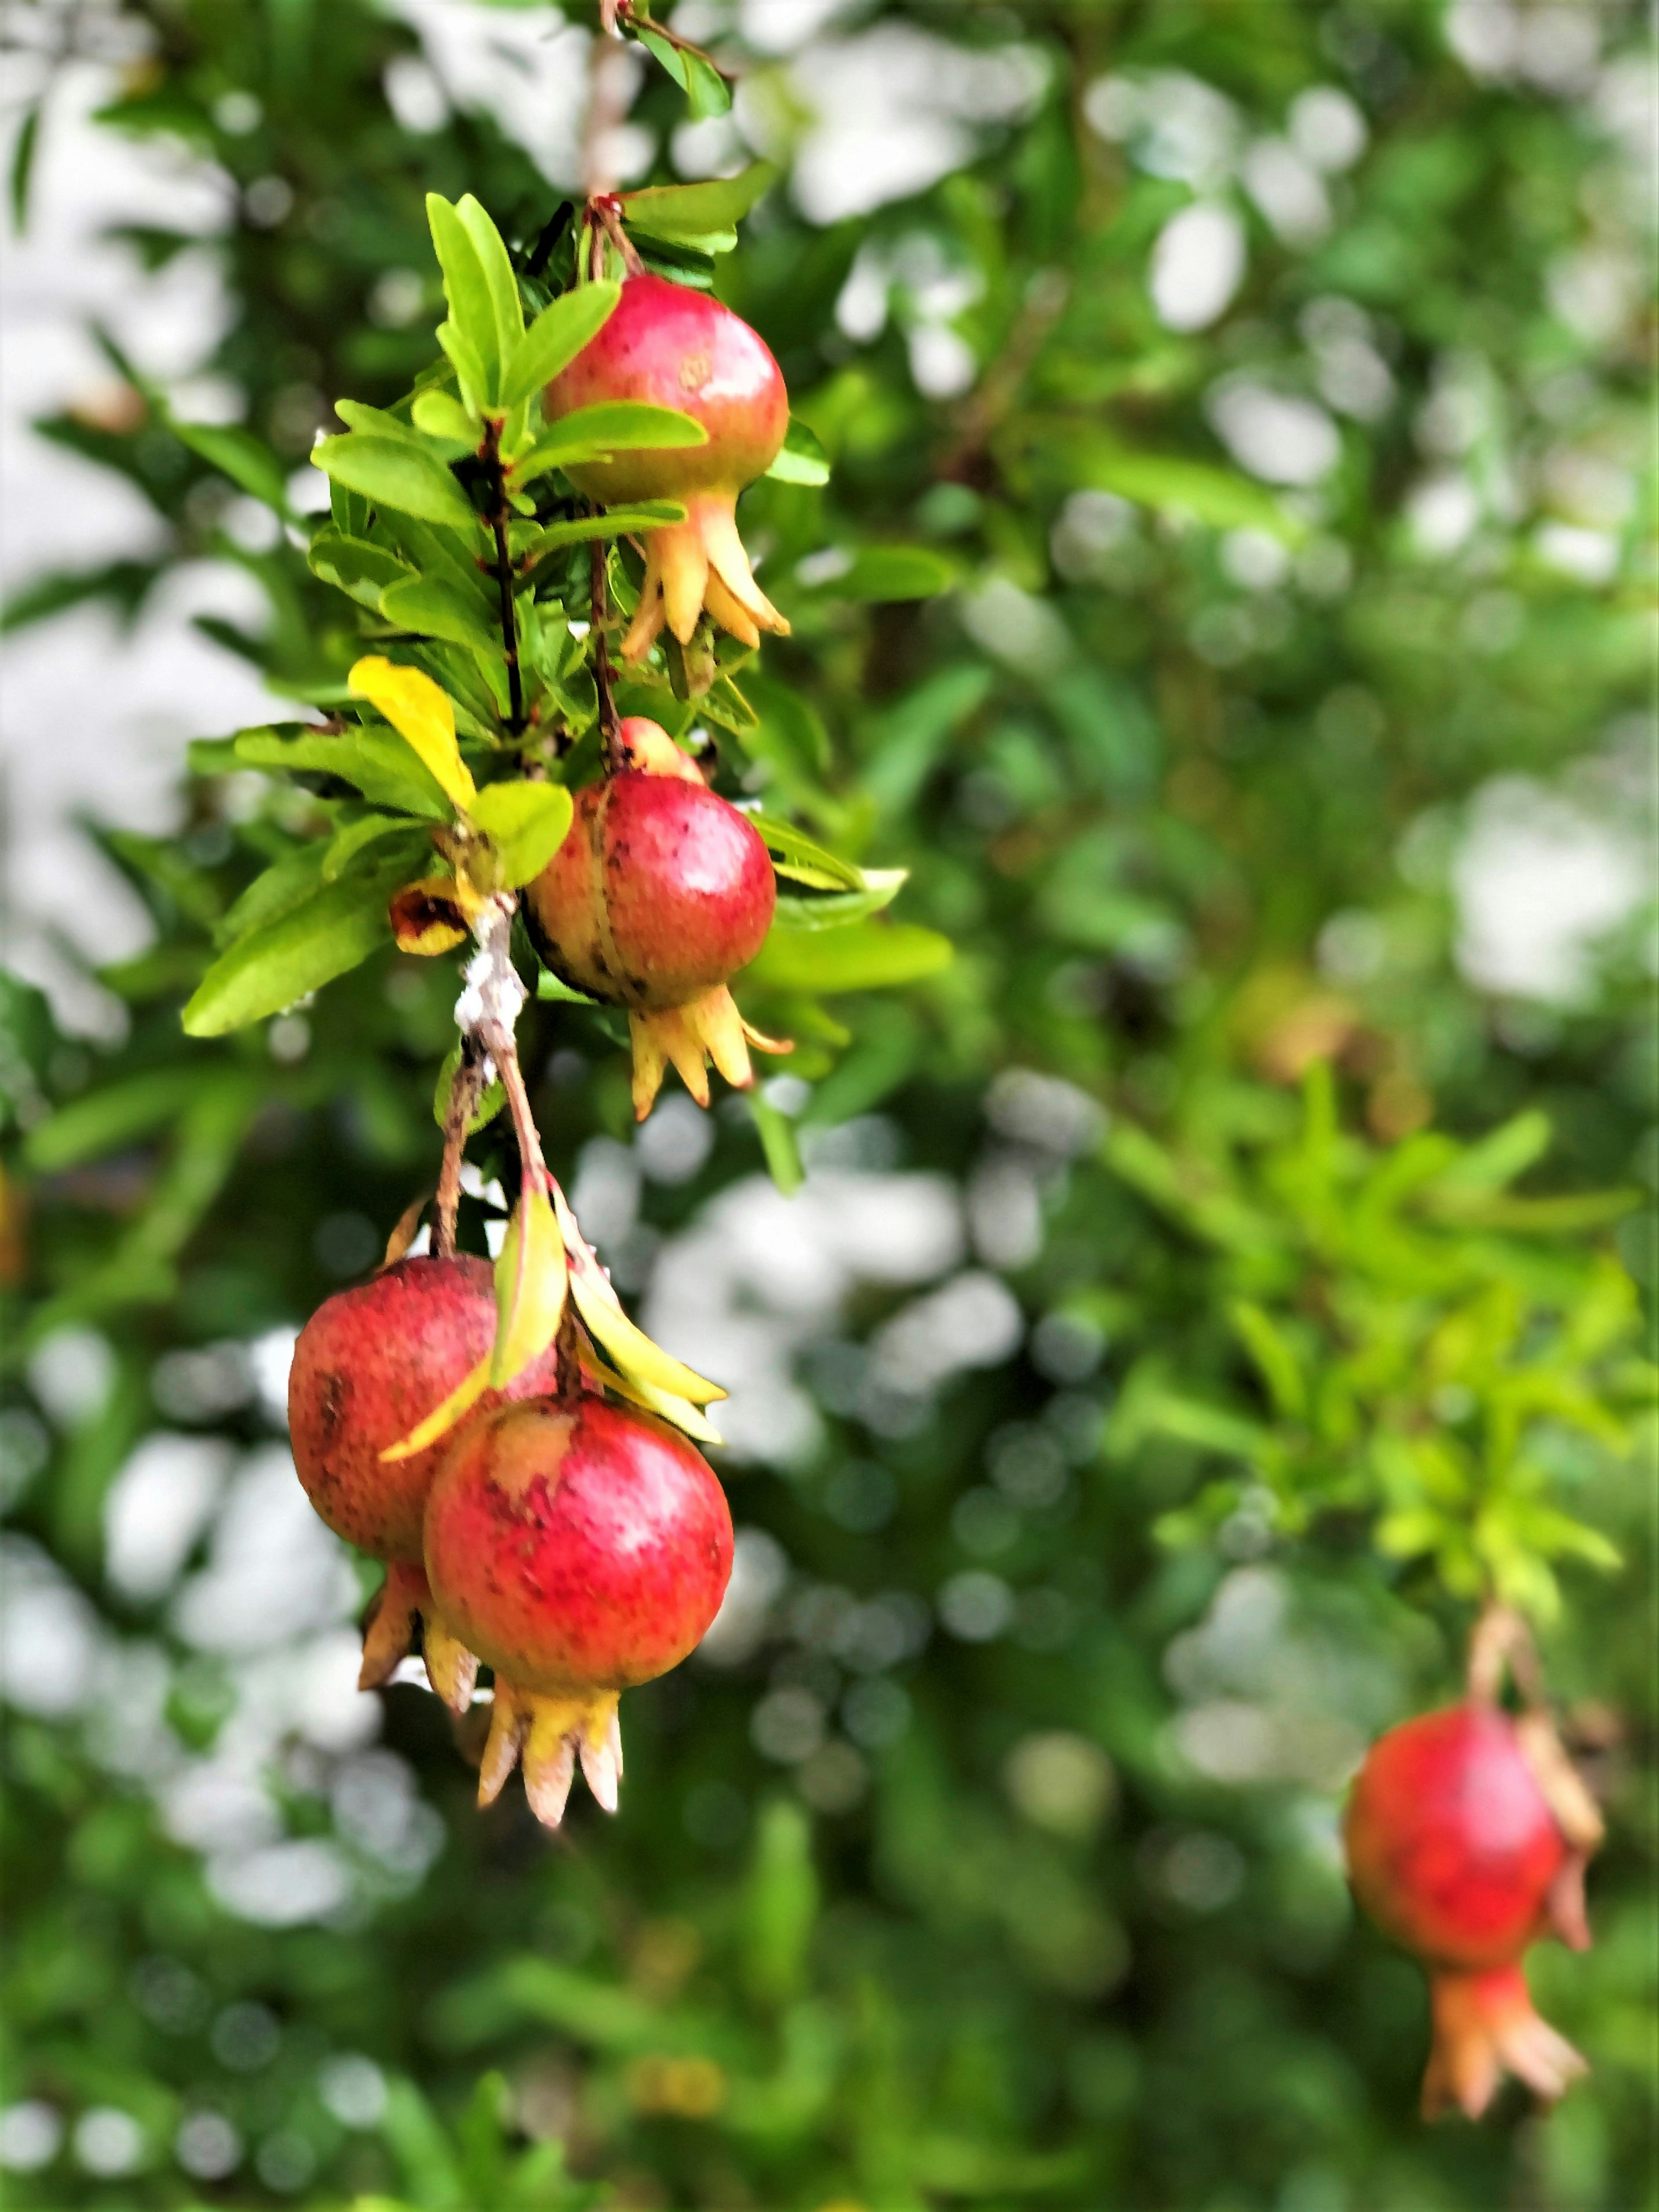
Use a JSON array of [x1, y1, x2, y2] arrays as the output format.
[[588, 1352, 725, 1446], [349, 655, 477, 811], [551, 1180, 725, 1405], [379, 1354, 492, 1463], [489, 1178, 566, 1388], [381, 1179, 566, 1461]]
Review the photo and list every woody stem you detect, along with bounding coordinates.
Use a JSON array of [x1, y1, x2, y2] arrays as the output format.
[[434, 1052, 485, 1259]]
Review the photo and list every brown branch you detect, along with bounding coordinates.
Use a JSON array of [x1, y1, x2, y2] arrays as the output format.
[[434, 1051, 486, 1258]]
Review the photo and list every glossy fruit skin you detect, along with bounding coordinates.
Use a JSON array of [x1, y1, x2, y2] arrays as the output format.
[[1344, 1704, 1567, 1968], [526, 768, 774, 1012], [423, 1396, 734, 1696], [546, 273, 787, 504], [289, 1257, 556, 1563]]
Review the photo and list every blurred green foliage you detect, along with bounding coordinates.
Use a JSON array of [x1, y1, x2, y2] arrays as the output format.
[[1, 3, 1653, 2209]]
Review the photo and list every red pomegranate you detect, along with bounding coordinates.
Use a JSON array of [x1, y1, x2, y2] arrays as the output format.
[[544, 272, 789, 659], [423, 1394, 734, 1827], [288, 1255, 556, 1696], [526, 716, 779, 1117], [1344, 1703, 1595, 2118]]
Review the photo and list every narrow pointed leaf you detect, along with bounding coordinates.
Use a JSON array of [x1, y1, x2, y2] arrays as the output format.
[[488, 1180, 566, 1389], [455, 192, 524, 358], [349, 656, 476, 811], [311, 433, 479, 531], [427, 192, 501, 398], [500, 283, 619, 410], [551, 1182, 725, 1404]]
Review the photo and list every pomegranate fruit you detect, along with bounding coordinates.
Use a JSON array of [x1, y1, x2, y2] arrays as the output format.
[[526, 716, 780, 1117], [544, 272, 789, 659], [289, 1255, 556, 1696], [423, 1394, 734, 1826], [1344, 1702, 1596, 2117]]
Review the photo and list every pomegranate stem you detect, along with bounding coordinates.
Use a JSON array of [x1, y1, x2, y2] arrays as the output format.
[[590, 539, 624, 774], [434, 1050, 484, 1259]]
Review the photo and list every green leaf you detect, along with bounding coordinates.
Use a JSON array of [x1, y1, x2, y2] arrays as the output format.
[[683, 48, 733, 120], [620, 165, 777, 244], [426, 192, 502, 401], [334, 399, 428, 446], [635, 25, 689, 90], [766, 417, 831, 487], [307, 528, 415, 610], [1069, 438, 1305, 541], [182, 868, 403, 1035], [535, 968, 601, 1006], [410, 389, 478, 447], [774, 870, 906, 930], [10, 99, 41, 231], [740, 671, 832, 777], [1228, 1300, 1307, 1420], [743, 920, 953, 994], [749, 1090, 804, 1196], [311, 435, 479, 532], [514, 503, 687, 582], [515, 402, 707, 484], [436, 318, 490, 417], [214, 840, 330, 948], [433, 1044, 505, 1135], [454, 192, 524, 362], [24, 1070, 197, 1173], [323, 811, 420, 882], [746, 814, 864, 891], [468, 780, 574, 888], [170, 420, 292, 513], [500, 283, 620, 411], [380, 577, 503, 656], [233, 726, 452, 819], [829, 546, 959, 602]]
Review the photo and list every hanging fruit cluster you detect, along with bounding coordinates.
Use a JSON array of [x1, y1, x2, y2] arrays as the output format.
[[1344, 1608, 1605, 2120], [177, 166, 952, 1832], [169, 67, 1611, 2117]]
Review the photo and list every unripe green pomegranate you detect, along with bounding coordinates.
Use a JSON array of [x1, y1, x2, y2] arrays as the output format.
[[544, 273, 789, 658], [423, 1394, 734, 1827]]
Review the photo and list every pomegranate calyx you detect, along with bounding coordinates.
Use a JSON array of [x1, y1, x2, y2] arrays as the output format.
[[477, 1679, 623, 1828], [357, 1560, 480, 1713], [1422, 1964, 1588, 2120]]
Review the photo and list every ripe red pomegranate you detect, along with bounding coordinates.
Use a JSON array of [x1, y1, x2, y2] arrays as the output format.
[[1344, 1702, 1595, 2118], [544, 271, 789, 659], [289, 1255, 556, 1696], [526, 716, 778, 1117], [423, 1393, 734, 1827]]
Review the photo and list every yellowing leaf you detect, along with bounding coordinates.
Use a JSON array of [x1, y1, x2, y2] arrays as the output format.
[[551, 1180, 724, 1405], [379, 1358, 492, 1463], [378, 1179, 566, 1464], [588, 1353, 724, 1447], [489, 1178, 566, 1389], [349, 656, 477, 811]]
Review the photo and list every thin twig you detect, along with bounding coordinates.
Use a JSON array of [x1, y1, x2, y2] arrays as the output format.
[[590, 538, 623, 773], [596, 198, 645, 278], [434, 1051, 485, 1259], [1466, 1601, 1548, 1708]]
